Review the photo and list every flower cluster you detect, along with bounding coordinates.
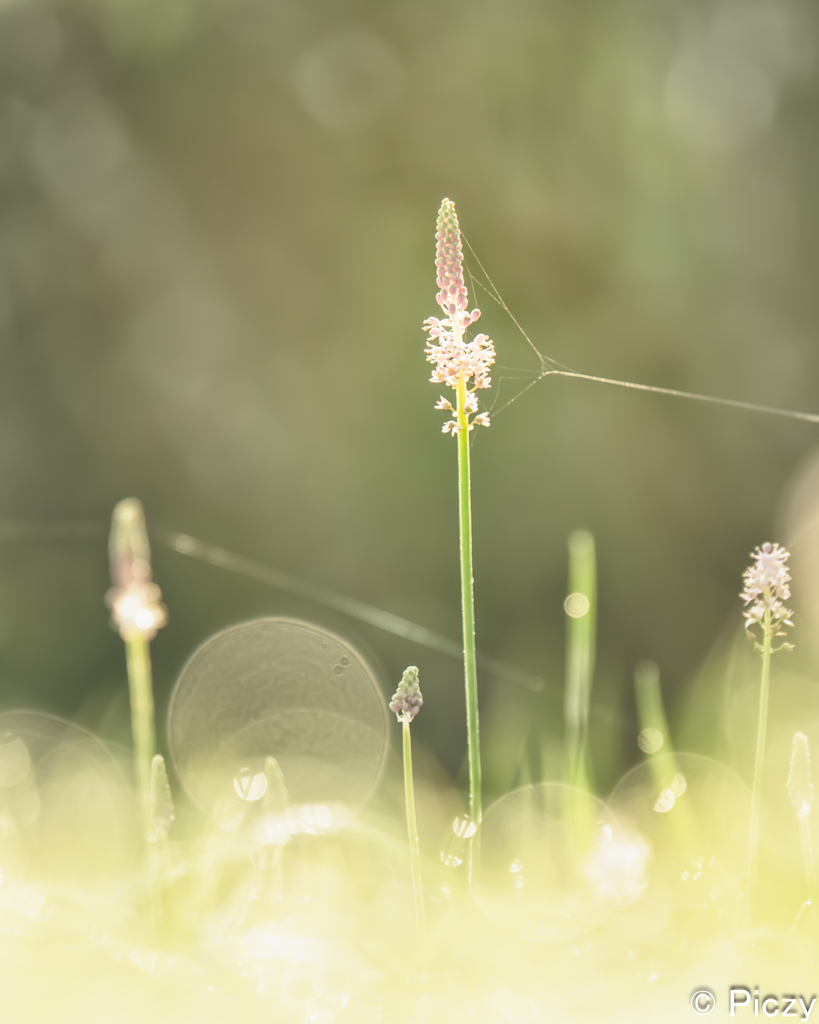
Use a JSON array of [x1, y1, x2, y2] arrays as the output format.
[[423, 199, 495, 435], [106, 498, 168, 641], [740, 542, 794, 649], [389, 666, 423, 722]]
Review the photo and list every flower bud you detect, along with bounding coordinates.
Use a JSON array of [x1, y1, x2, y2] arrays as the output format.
[[106, 498, 168, 641], [389, 666, 423, 722]]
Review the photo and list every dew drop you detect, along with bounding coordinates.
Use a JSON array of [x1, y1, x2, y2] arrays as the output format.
[[234, 768, 267, 802], [638, 728, 664, 754], [564, 592, 590, 618]]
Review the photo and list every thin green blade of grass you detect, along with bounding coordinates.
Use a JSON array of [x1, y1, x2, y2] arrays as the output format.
[[563, 530, 596, 793]]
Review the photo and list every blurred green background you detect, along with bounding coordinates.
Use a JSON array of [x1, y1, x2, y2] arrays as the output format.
[[1, 0, 818, 798]]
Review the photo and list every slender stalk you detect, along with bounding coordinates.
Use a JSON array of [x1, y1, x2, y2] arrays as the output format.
[[748, 608, 772, 906], [423, 199, 493, 851], [739, 544, 794, 916], [455, 365, 481, 832], [403, 718, 425, 933], [798, 813, 817, 903], [107, 498, 167, 848], [126, 633, 157, 837]]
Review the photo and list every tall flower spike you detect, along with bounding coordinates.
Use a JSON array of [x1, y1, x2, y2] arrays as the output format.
[[390, 666, 423, 722], [106, 498, 168, 641], [423, 199, 495, 434], [743, 541, 795, 913]]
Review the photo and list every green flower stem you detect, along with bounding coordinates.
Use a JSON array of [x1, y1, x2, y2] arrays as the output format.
[[456, 369, 481, 834], [798, 812, 817, 904], [126, 633, 157, 839], [748, 608, 772, 907], [403, 718, 425, 934]]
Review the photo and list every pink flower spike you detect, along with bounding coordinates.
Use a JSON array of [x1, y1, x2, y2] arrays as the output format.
[[423, 199, 495, 435]]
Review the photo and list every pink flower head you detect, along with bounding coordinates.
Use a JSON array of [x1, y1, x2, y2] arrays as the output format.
[[423, 199, 495, 434], [740, 542, 794, 646]]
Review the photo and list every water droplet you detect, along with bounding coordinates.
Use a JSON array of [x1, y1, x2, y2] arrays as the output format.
[[654, 789, 676, 813], [234, 768, 267, 802], [564, 592, 590, 618], [332, 664, 344, 676], [452, 816, 477, 839], [638, 728, 664, 754]]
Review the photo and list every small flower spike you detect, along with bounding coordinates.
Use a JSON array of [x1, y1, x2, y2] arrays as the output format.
[[106, 498, 168, 641], [389, 666, 423, 722], [740, 542, 794, 652], [423, 199, 495, 434]]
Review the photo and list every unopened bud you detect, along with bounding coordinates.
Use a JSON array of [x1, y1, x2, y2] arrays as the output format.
[[435, 199, 469, 318], [389, 666, 423, 722]]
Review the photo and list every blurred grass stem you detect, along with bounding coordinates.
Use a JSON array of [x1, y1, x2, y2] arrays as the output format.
[[564, 531, 596, 791], [748, 609, 772, 907], [402, 718, 425, 934], [634, 661, 671, 757], [127, 633, 157, 838]]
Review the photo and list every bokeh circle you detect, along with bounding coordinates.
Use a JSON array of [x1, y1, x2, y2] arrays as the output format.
[[0, 711, 136, 884], [169, 618, 389, 833]]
